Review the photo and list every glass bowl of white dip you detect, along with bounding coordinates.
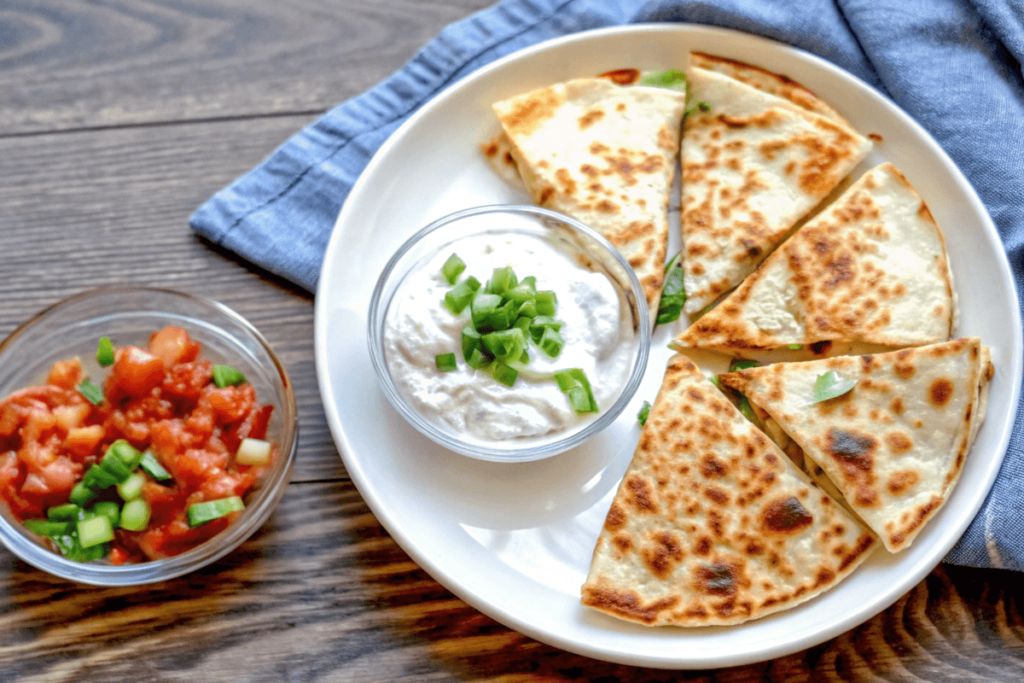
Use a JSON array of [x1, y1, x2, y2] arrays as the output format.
[[368, 205, 650, 462]]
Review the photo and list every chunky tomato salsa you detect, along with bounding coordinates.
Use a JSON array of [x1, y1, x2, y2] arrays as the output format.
[[0, 326, 276, 564]]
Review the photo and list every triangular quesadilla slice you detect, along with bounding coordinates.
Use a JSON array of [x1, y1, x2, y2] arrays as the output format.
[[718, 338, 991, 553], [689, 52, 853, 126], [492, 78, 688, 322], [680, 64, 871, 316], [581, 354, 876, 626], [676, 162, 956, 350]]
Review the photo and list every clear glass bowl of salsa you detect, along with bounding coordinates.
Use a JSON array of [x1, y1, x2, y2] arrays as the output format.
[[0, 287, 297, 585]]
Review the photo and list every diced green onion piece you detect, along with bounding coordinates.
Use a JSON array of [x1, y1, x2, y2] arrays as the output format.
[[553, 370, 579, 393], [519, 276, 537, 292], [470, 293, 502, 330], [120, 498, 151, 531], [96, 337, 115, 367], [788, 344, 804, 350], [139, 450, 172, 482], [489, 266, 517, 295], [77, 515, 115, 548], [492, 362, 518, 388], [534, 291, 557, 317], [69, 482, 98, 506], [505, 285, 535, 305], [710, 376, 722, 388], [567, 368, 599, 413], [728, 358, 761, 372], [435, 353, 457, 372], [212, 365, 246, 388], [567, 387, 592, 413], [441, 253, 466, 285], [83, 463, 120, 490], [108, 439, 144, 469], [236, 437, 272, 466], [25, 519, 71, 537], [443, 275, 481, 314], [637, 400, 652, 426], [466, 347, 490, 370], [77, 379, 104, 406], [482, 328, 526, 364], [528, 316, 562, 344], [461, 325, 482, 362], [92, 501, 121, 528], [187, 496, 244, 527], [538, 326, 564, 358], [53, 531, 106, 562], [47, 503, 81, 521], [100, 450, 133, 483], [515, 299, 537, 319], [117, 472, 146, 501], [811, 371, 858, 403]]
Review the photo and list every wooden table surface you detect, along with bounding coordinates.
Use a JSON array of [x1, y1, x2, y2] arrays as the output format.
[[2, 1, 1023, 681]]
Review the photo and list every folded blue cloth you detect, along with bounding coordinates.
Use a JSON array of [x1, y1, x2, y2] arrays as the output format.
[[192, 0, 1024, 571]]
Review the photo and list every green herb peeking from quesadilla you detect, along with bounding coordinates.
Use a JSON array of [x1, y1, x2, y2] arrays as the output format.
[[656, 253, 687, 326], [811, 371, 858, 403], [639, 69, 688, 92], [637, 400, 652, 426]]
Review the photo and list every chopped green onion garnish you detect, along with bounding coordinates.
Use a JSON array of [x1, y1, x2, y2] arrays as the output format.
[[811, 371, 858, 403], [441, 253, 466, 285], [637, 400, 652, 426], [435, 353, 457, 372], [538, 326, 564, 358], [567, 368, 599, 413], [96, 337, 115, 367], [534, 291, 557, 317], [117, 472, 146, 501], [120, 498, 151, 531], [554, 370, 578, 393], [567, 386, 592, 412], [444, 275, 481, 314], [470, 293, 502, 331], [212, 365, 246, 388], [489, 266, 517, 295], [108, 439, 144, 469], [25, 519, 72, 537], [82, 463, 120, 490], [728, 358, 761, 372], [492, 362, 518, 388], [139, 450, 172, 482], [788, 344, 804, 350], [656, 253, 687, 326], [519, 276, 537, 291], [47, 503, 81, 521], [187, 496, 244, 527], [639, 69, 688, 92], [466, 347, 490, 370], [92, 501, 121, 528], [482, 328, 526, 364], [69, 482, 97, 506], [77, 515, 115, 548], [77, 379, 104, 405]]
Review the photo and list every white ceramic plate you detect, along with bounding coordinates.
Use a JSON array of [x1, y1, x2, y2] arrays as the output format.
[[314, 24, 1022, 669]]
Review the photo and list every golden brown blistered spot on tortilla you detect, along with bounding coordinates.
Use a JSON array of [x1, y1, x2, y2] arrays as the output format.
[[887, 470, 920, 495], [825, 428, 879, 507], [612, 534, 632, 553], [657, 125, 677, 151], [604, 504, 626, 531], [695, 563, 738, 597], [500, 87, 563, 138], [929, 378, 954, 407], [888, 496, 941, 549], [598, 68, 640, 85], [694, 535, 713, 556], [889, 397, 905, 416], [578, 108, 604, 130], [701, 455, 728, 479], [762, 496, 813, 535], [581, 586, 679, 625], [704, 486, 729, 505], [625, 476, 658, 514], [642, 531, 685, 579], [538, 186, 555, 204], [606, 220, 655, 249], [837, 533, 876, 571], [894, 360, 915, 379], [554, 168, 577, 197], [885, 431, 914, 455], [482, 141, 499, 158]]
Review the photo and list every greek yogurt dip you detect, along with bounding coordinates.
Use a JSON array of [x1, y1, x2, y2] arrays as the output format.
[[383, 231, 638, 446]]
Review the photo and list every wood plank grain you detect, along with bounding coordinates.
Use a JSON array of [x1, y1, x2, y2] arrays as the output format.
[[0, 0, 495, 135], [2, 482, 1023, 682], [0, 116, 344, 484]]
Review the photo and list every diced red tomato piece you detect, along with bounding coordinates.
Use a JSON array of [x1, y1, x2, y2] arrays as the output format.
[[148, 326, 201, 367], [46, 358, 84, 390], [109, 347, 165, 399]]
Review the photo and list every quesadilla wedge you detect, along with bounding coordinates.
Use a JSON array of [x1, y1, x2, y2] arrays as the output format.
[[718, 338, 992, 553], [680, 64, 872, 316], [581, 354, 876, 626], [676, 162, 956, 350], [492, 78, 688, 322]]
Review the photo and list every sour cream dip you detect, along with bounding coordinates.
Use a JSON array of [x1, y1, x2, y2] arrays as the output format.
[[382, 230, 638, 446]]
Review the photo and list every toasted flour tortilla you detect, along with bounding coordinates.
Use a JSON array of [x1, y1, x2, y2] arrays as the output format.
[[680, 66, 872, 316], [677, 163, 956, 350], [492, 78, 688, 321], [719, 339, 991, 553], [581, 354, 876, 626]]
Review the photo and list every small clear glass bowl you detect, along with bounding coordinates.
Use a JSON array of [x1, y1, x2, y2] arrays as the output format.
[[367, 205, 650, 462], [0, 287, 298, 585]]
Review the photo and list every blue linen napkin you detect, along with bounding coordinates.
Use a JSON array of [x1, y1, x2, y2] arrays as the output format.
[[191, 0, 1024, 571]]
